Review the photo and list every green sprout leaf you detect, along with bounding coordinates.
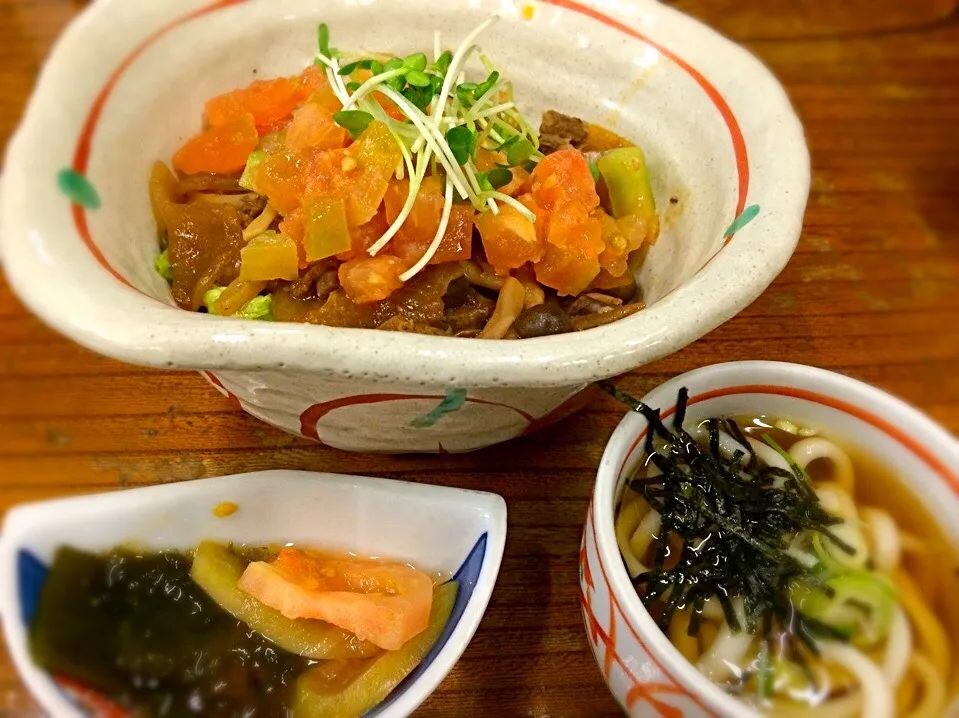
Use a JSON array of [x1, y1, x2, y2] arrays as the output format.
[[405, 69, 431, 88], [433, 50, 452, 73], [403, 85, 433, 112], [487, 167, 513, 189], [403, 53, 428, 71], [475, 70, 500, 99], [153, 250, 173, 282], [318, 23, 333, 58], [333, 110, 375, 139], [384, 57, 404, 72], [346, 81, 362, 92], [506, 138, 535, 167], [446, 127, 476, 165]]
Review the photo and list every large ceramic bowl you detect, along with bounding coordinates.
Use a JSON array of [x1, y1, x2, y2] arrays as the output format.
[[580, 361, 959, 716], [0, 0, 809, 452], [0, 469, 507, 717]]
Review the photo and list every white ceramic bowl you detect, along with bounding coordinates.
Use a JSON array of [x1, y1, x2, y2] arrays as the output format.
[[0, 470, 507, 718], [0, 0, 809, 452], [580, 361, 959, 717]]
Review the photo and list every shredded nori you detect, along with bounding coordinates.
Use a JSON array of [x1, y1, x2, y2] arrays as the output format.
[[600, 381, 854, 654]]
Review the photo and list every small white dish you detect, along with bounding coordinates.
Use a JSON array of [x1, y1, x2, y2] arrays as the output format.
[[0, 470, 507, 718], [0, 0, 809, 452], [580, 361, 959, 717]]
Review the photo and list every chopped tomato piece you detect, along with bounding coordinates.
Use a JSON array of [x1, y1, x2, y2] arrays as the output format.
[[530, 148, 599, 211], [535, 201, 604, 295], [500, 166, 531, 197], [238, 549, 434, 651], [475, 203, 544, 274], [173, 114, 258, 176], [339, 208, 390, 261], [306, 121, 401, 226], [595, 209, 646, 278], [286, 102, 348, 153], [298, 65, 333, 98], [206, 74, 323, 134], [383, 178, 474, 266], [279, 208, 305, 243], [339, 255, 406, 304]]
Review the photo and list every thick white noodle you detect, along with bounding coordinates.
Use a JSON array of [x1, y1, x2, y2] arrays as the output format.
[[882, 608, 912, 687], [821, 643, 893, 718], [860, 507, 901, 573], [697, 600, 753, 682], [628, 509, 662, 570], [788, 437, 855, 489]]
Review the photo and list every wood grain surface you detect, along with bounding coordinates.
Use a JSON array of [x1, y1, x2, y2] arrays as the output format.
[[2, 1, 959, 716]]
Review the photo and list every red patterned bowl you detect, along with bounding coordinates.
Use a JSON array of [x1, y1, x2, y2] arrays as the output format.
[[581, 361, 959, 717]]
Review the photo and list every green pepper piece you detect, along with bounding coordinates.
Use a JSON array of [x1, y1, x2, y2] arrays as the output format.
[[239, 150, 266, 192], [596, 146, 657, 222], [293, 581, 459, 718], [190, 541, 381, 660]]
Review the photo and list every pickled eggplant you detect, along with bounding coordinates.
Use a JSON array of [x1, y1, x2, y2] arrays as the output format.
[[293, 581, 458, 718], [190, 541, 381, 660]]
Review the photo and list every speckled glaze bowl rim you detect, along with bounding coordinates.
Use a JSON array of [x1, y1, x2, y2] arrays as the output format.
[[591, 361, 959, 717], [0, 0, 809, 388], [0, 470, 509, 718]]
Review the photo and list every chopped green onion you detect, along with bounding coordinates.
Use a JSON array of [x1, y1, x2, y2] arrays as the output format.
[[758, 642, 774, 699], [153, 250, 173, 282], [405, 69, 431, 88], [446, 127, 475, 165], [333, 110, 375, 139], [404, 53, 428, 71], [236, 295, 274, 321], [203, 287, 226, 314], [763, 434, 812, 483]]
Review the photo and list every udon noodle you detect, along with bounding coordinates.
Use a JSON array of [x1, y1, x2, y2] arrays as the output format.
[[615, 402, 958, 718]]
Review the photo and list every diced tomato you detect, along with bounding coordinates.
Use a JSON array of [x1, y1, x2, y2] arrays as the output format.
[[383, 178, 474, 266], [530, 148, 599, 211], [305, 121, 401, 226], [595, 209, 646, 278], [500, 166, 531, 197], [238, 549, 434, 651], [173, 114, 258, 176], [279, 208, 305, 243], [206, 74, 323, 134], [339, 208, 390, 261], [298, 65, 332, 98], [475, 203, 544, 274], [354, 69, 406, 121], [535, 201, 604, 295], [339, 255, 406, 304], [518, 193, 549, 243], [286, 101, 348, 153], [252, 148, 308, 215]]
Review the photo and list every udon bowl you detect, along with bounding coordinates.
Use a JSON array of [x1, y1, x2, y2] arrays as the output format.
[[581, 361, 959, 717], [0, 470, 507, 717], [0, 0, 808, 452]]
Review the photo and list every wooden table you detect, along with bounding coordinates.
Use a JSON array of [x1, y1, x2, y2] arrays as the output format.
[[1, 1, 958, 715]]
